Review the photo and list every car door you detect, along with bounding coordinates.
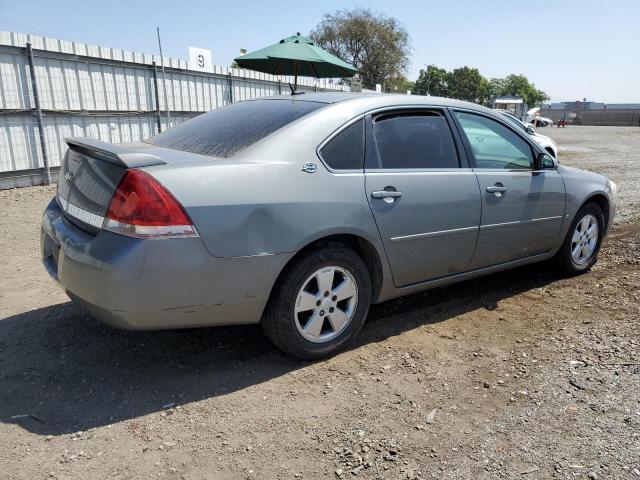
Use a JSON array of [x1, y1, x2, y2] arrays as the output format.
[[451, 110, 565, 269], [364, 109, 481, 287]]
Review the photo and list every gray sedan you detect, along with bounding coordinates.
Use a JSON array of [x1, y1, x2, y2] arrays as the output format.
[[41, 93, 617, 359]]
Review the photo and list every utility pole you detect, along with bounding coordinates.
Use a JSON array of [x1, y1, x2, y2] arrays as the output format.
[[151, 62, 162, 134], [26, 43, 51, 185], [424, 64, 435, 96], [156, 27, 171, 128]]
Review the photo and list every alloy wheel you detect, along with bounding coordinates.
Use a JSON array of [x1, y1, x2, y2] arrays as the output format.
[[294, 266, 358, 343], [571, 214, 599, 265]]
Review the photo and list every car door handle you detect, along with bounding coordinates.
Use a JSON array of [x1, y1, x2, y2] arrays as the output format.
[[486, 186, 507, 193], [371, 190, 402, 199]]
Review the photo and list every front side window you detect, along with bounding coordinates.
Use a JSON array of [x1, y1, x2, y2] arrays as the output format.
[[454, 111, 533, 169], [370, 112, 459, 169], [319, 119, 364, 170]]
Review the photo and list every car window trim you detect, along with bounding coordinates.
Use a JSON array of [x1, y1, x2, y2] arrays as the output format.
[[449, 107, 545, 172], [316, 114, 366, 174], [451, 108, 535, 170], [363, 106, 467, 171]]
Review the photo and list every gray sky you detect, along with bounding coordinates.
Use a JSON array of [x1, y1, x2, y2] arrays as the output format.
[[1, 0, 638, 102]]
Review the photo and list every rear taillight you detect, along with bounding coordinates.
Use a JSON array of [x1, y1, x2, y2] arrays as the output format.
[[104, 169, 198, 238]]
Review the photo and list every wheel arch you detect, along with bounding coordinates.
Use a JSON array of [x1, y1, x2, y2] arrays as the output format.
[[270, 233, 385, 304], [582, 193, 610, 230]]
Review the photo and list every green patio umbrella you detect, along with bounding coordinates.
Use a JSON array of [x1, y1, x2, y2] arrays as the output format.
[[234, 33, 358, 91]]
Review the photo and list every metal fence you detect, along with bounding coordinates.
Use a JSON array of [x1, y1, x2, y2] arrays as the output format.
[[0, 31, 349, 187], [540, 107, 640, 126]]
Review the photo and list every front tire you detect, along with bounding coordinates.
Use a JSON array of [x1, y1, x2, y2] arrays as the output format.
[[262, 245, 372, 360], [556, 203, 605, 275]]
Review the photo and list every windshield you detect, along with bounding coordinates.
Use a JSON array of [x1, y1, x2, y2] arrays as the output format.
[[146, 99, 325, 158]]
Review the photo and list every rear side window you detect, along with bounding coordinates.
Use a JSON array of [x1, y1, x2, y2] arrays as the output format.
[[146, 100, 324, 158], [319, 119, 364, 170], [370, 112, 459, 169]]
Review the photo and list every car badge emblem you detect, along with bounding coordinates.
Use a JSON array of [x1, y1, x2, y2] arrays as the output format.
[[64, 171, 74, 183], [302, 162, 317, 173]]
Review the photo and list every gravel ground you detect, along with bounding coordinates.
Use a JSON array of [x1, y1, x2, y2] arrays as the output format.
[[546, 125, 640, 224], [0, 126, 639, 479]]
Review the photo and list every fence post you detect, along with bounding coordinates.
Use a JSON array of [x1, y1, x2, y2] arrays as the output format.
[[151, 62, 162, 133], [227, 73, 234, 103], [26, 43, 51, 185], [278, 80, 282, 95]]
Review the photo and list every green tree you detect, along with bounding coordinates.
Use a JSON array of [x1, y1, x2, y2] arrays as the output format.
[[497, 74, 548, 107], [447, 67, 488, 103], [486, 77, 506, 100], [310, 8, 411, 89], [413, 65, 448, 96], [387, 76, 415, 93], [412, 66, 547, 107]]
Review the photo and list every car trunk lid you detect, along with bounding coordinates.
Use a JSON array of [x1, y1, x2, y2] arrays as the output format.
[[57, 138, 166, 233]]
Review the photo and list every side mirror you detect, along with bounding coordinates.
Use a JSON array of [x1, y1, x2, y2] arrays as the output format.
[[526, 126, 536, 135], [535, 152, 557, 170]]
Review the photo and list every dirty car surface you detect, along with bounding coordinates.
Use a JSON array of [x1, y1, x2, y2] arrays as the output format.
[[41, 93, 617, 359]]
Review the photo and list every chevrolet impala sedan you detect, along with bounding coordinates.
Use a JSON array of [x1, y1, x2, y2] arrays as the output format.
[[41, 93, 617, 359]]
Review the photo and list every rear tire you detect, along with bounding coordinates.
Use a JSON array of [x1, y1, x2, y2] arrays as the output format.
[[262, 245, 372, 360], [555, 203, 605, 275]]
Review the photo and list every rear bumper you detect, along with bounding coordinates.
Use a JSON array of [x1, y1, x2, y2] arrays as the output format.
[[41, 199, 292, 330]]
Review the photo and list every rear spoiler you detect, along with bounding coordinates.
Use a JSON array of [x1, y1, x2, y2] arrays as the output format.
[[65, 137, 166, 168]]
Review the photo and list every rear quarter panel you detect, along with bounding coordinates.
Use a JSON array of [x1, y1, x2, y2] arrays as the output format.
[[146, 101, 386, 260], [149, 162, 383, 259]]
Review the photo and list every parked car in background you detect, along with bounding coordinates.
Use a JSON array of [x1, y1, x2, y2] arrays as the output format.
[[496, 109, 558, 158], [42, 94, 617, 359], [526, 107, 553, 127], [494, 109, 532, 127], [529, 116, 553, 127]]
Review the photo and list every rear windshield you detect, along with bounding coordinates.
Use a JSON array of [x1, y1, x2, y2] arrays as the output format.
[[145, 99, 324, 158]]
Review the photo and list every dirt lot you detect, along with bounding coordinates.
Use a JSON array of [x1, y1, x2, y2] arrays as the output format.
[[1, 126, 639, 480]]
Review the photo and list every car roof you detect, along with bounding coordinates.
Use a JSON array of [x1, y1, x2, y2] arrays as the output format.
[[259, 92, 495, 114], [261, 91, 379, 104]]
